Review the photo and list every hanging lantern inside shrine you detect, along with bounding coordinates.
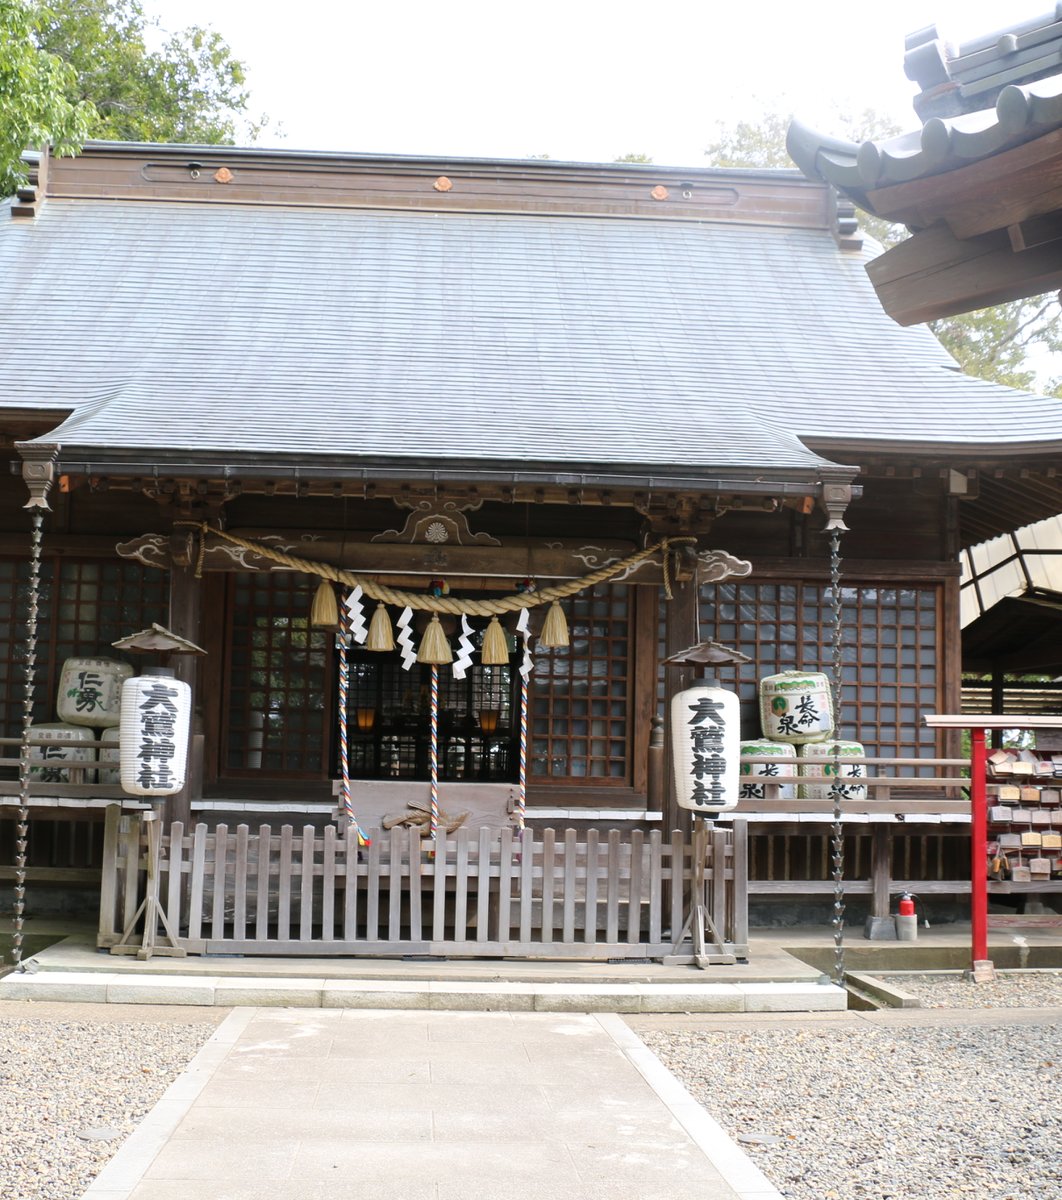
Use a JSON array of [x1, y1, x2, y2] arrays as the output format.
[[670, 677, 740, 812], [56, 657, 133, 728], [118, 668, 192, 796]]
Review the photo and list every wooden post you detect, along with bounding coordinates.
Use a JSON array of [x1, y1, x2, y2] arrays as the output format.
[[663, 573, 699, 837], [870, 822, 891, 919], [167, 557, 202, 828]]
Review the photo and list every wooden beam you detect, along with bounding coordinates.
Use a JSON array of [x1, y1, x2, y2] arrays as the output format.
[[1008, 213, 1062, 252], [866, 221, 1062, 325], [864, 126, 1062, 240]]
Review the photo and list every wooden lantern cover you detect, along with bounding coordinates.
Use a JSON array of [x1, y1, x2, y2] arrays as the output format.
[[670, 681, 740, 812], [119, 672, 191, 796]]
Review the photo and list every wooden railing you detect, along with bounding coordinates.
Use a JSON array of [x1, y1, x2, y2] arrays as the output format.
[[97, 810, 748, 962], [735, 755, 970, 819]]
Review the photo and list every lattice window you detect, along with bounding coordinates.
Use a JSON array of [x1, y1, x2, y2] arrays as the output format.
[[531, 584, 631, 781], [0, 557, 169, 743], [701, 581, 941, 760], [342, 647, 518, 782], [224, 572, 331, 775]]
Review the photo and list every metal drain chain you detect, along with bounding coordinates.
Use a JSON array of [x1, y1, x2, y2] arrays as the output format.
[[12, 510, 43, 970], [829, 529, 845, 987]]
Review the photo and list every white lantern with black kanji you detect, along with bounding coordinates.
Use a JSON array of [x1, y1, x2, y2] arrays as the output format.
[[670, 679, 740, 812], [119, 669, 191, 796], [57, 657, 133, 728]]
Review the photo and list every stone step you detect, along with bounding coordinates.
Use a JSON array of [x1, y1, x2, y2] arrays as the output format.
[[0, 970, 847, 1012]]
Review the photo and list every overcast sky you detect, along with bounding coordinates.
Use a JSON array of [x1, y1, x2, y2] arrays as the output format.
[[146, 0, 1050, 164]]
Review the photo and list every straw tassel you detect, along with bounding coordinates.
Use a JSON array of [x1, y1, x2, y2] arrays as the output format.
[[538, 600, 569, 648], [480, 615, 510, 665], [366, 603, 395, 651], [310, 580, 340, 629], [417, 614, 452, 664]]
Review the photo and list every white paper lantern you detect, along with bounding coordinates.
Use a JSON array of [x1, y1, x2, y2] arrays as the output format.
[[799, 740, 867, 801], [29, 723, 96, 783], [97, 726, 121, 786], [759, 671, 834, 744], [119, 671, 191, 796], [738, 740, 797, 800], [670, 680, 740, 812], [57, 657, 133, 728]]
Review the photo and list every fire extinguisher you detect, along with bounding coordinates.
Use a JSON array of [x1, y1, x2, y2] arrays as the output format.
[[895, 891, 917, 941]]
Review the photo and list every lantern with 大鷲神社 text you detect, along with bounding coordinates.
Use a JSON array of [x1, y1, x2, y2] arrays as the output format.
[[118, 670, 191, 796], [670, 679, 740, 812]]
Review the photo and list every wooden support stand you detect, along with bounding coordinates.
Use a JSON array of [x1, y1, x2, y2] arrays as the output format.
[[663, 818, 737, 967], [110, 811, 186, 960]]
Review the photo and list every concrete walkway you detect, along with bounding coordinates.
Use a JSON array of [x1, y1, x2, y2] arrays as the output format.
[[82, 1007, 782, 1200]]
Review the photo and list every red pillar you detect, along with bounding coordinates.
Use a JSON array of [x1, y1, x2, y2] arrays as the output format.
[[970, 726, 988, 967]]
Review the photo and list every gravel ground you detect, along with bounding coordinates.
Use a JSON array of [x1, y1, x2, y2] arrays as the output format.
[[884, 971, 1062, 1009], [644, 974, 1062, 1200], [0, 1005, 219, 1200]]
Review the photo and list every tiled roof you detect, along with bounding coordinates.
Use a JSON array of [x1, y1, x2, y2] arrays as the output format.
[[788, 71, 1062, 196], [3, 193, 1061, 472], [905, 11, 1062, 119]]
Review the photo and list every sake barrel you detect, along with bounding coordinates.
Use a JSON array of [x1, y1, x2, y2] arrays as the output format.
[[739, 740, 797, 800], [119, 670, 191, 796], [799, 740, 867, 801], [97, 726, 121, 786], [29, 722, 96, 783], [759, 671, 834, 744], [57, 657, 133, 728]]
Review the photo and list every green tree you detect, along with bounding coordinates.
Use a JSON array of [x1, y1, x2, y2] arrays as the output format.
[[614, 152, 653, 164], [706, 109, 1062, 395], [36, 0, 265, 144], [0, 0, 93, 195]]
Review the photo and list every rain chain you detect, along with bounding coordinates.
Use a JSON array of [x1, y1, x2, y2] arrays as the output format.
[[12, 510, 44, 970], [828, 529, 846, 987]]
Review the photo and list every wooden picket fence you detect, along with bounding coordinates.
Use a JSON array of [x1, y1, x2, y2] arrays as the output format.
[[97, 809, 748, 961]]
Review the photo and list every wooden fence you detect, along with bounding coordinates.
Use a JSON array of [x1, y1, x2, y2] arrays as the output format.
[[97, 811, 748, 961]]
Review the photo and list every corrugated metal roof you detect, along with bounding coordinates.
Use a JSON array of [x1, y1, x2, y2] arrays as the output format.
[[2, 197, 1060, 468]]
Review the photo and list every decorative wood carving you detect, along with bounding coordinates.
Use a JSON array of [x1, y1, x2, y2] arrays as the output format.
[[697, 549, 753, 584], [116, 530, 752, 587], [371, 499, 501, 547]]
